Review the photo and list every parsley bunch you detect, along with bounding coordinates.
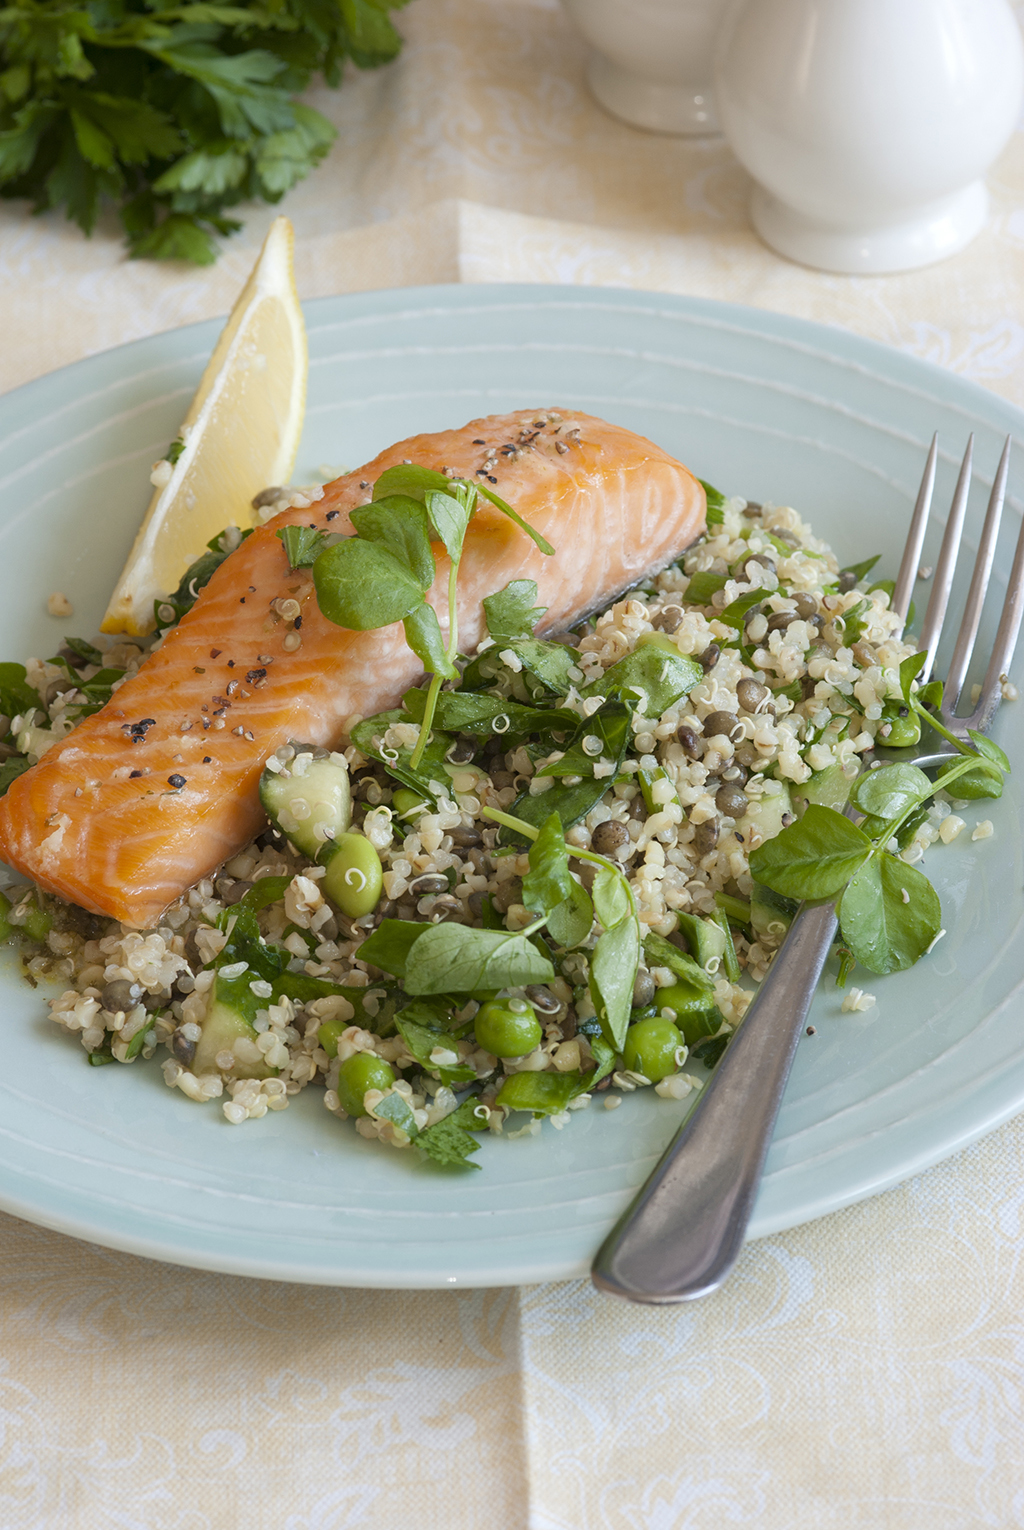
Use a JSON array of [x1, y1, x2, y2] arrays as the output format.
[[0, 0, 408, 262]]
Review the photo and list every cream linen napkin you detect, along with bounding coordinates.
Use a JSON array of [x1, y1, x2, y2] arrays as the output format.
[[3, 1, 1024, 1525]]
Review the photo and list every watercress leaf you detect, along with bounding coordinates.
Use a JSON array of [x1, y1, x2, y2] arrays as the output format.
[[936, 756, 1004, 800], [371, 464, 451, 502], [403, 924, 554, 996], [592, 866, 630, 931], [474, 481, 556, 556], [748, 803, 872, 900], [355, 919, 430, 978], [350, 496, 436, 589], [546, 879, 594, 947], [839, 853, 941, 975], [968, 730, 1010, 773], [589, 915, 640, 1053], [584, 643, 703, 717], [403, 604, 457, 678], [495, 1069, 583, 1115], [483, 580, 547, 639], [425, 488, 472, 563], [841, 554, 882, 582], [277, 525, 327, 570], [899, 650, 929, 701], [698, 479, 726, 525], [314, 539, 426, 630], [849, 761, 934, 821], [642, 930, 717, 993], [522, 812, 573, 917]]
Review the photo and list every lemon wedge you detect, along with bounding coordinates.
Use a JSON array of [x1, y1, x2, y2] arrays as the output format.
[[102, 215, 307, 635]]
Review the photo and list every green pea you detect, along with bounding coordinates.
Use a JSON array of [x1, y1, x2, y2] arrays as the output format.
[[336, 1051, 395, 1117], [392, 787, 428, 819], [622, 1016, 684, 1082], [878, 701, 921, 748], [655, 982, 719, 1046], [474, 998, 542, 1058], [20, 895, 52, 944], [318, 1017, 347, 1059], [321, 832, 383, 917]]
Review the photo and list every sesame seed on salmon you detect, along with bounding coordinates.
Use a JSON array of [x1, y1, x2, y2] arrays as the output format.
[[0, 410, 706, 927]]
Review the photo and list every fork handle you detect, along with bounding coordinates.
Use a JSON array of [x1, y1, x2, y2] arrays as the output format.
[[591, 900, 838, 1304]]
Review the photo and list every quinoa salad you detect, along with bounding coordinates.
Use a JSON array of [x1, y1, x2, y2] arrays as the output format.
[[0, 488, 1000, 1169]]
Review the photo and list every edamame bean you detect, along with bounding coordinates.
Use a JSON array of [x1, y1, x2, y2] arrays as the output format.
[[392, 787, 428, 819], [622, 1016, 685, 1082], [321, 832, 383, 917], [336, 1052, 395, 1117], [474, 998, 542, 1058]]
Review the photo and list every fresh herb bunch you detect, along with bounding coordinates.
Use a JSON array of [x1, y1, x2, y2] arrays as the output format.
[[0, 0, 409, 262]]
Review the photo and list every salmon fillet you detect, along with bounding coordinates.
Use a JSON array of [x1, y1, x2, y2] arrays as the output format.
[[0, 409, 705, 927]]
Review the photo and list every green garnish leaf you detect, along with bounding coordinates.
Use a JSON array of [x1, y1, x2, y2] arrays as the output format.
[[402, 686, 577, 739], [277, 525, 327, 570], [899, 651, 929, 702], [968, 730, 1010, 773], [698, 479, 727, 525], [372, 1091, 420, 1138], [475, 481, 555, 556], [642, 931, 716, 993], [841, 554, 881, 582], [522, 812, 573, 918], [416, 1100, 487, 1169], [592, 865, 629, 932], [589, 914, 639, 1053], [535, 698, 632, 781], [371, 464, 451, 502], [545, 879, 594, 948], [717, 590, 765, 631], [583, 643, 703, 717], [748, 804, 872, 901], [403, 605, 456, 679], [402, 925, 554, 996], [684, 570, 728, 605], [313, 538, 428, 630], [350, 496, 436, 589], [425, 485, 474, 564], [849, 762, 933, 822], [496, 637, 578, 697], [0, 662, 40, 718], [935, 756, 1004, 800], [483, 580, 547, 640], [395, 1013, 476, 1086], [355, 918, 430, 978], [839, 854, 941, 975], [0, 755, 32, 796]]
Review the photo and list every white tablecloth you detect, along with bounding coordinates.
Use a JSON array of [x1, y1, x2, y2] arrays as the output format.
[[3, 2, 1024, 1524]]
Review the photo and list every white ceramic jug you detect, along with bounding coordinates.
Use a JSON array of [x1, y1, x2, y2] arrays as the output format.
[[561, 0, 723, 134], [714, 0, 1024, 272]]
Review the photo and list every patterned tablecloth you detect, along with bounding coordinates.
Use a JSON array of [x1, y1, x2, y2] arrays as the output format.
[[3, 1, 1024, 1524]]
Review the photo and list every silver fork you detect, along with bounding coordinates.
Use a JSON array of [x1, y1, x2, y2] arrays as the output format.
[[592, 434, 1023, 1305]]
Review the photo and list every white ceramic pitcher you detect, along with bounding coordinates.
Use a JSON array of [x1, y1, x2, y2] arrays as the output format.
[[714, 0, 1024, 273], [561, 0, 723, 134]]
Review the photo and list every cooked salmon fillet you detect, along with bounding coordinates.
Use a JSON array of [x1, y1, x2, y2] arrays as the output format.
[[0, 409, 705, 926]]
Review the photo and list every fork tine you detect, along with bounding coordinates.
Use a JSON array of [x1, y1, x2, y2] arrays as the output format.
[[944, 436, 1011, 711], [918, 435, 973, 681], [976, 447, 1024, 731], [892, 432, 937, 625]]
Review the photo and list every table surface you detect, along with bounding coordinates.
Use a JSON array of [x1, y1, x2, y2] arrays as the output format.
[[4, 1, 1024, 1523]]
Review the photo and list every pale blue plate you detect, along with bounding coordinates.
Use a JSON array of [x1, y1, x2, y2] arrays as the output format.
[[0, 286, 1021, 1287]]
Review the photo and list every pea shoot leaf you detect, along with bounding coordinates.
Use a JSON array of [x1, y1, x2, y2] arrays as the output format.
[[371, 464, 451, 502], [534, 697, 632, 780], [968, 730, 1010, 773], [350, 496, 436, 589], [589, 914, 639, 1052], [415, 1100, 487, 1169], [522, 812, 573, 918], [592, 866, 629, 932], [313, 538, 426, 629], [698, 479, 727, 526], [545, 879, 594, 948], [899, 651, 929, 701], [402, 925, 554, 996], [277, 525, 327, 570], [403, 604, 456, 679], [402, 686, 577, 739], [475, 481, 555, 556], [395, 1015, 476, 1086], [584, 643, 703, 717], [839, 854, 941, 974], [849, 762, 933, 823], [642, 931, 716, 993], [355, 918, 429, 978], [749, 804, 872, 901]]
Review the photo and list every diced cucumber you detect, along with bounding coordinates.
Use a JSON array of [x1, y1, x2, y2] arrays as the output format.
[[259, 742, 351, 859], [734, 782, 793, 848], [793, 762, 850, 812], [750, 883, 798, 947], [674, 911, 727, 976], [192, 994, 274, 1079]]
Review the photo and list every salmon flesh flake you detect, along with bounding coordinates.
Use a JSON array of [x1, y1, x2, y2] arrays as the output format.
[[0, 410, 706, 926]]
